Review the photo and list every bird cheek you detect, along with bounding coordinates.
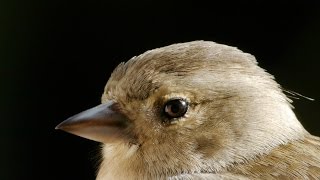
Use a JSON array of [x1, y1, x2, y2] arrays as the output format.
[[195, 136, 221, 158]]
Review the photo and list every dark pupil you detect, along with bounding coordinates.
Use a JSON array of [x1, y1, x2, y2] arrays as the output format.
[[164, 99, 188, 119], [170, 103, 181, 114]]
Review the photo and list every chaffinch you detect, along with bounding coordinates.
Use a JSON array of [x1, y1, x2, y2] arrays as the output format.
[[57, 41, 320, 180]]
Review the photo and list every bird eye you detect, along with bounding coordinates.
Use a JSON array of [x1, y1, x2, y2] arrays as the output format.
[[164, 99, 188, 119]]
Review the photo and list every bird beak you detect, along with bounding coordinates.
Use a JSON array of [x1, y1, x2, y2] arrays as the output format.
[[55, 101, 129, 143]]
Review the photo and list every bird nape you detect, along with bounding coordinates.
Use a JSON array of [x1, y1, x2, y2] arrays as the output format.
[[56, 41, 320, 180]]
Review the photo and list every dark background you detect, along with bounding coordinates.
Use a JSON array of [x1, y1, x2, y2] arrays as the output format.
[[1, 0, 319, 179]]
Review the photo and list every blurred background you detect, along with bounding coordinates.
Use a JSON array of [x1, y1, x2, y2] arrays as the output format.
[[1, 0, 319, 179]]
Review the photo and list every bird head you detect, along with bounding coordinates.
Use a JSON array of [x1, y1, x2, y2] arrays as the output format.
[[56, 41, 306, 178]]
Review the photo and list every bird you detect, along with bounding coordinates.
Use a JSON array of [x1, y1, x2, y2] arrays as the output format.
[[56, 41, 320, 180]]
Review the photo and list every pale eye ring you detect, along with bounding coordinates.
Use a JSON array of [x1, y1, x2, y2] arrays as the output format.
[[164, 99, 188, 119]]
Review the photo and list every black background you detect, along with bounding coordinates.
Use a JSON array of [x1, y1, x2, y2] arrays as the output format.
[[1, 1, 320, 179]]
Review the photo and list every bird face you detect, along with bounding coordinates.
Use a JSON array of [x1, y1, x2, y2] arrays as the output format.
[[56, 41, 306, 178]]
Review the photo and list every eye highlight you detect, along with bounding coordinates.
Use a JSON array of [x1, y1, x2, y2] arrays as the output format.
[[164, 99, 188, 119]]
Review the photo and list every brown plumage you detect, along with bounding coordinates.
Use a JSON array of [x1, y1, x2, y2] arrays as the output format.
[[56, 41, 320, 179]]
